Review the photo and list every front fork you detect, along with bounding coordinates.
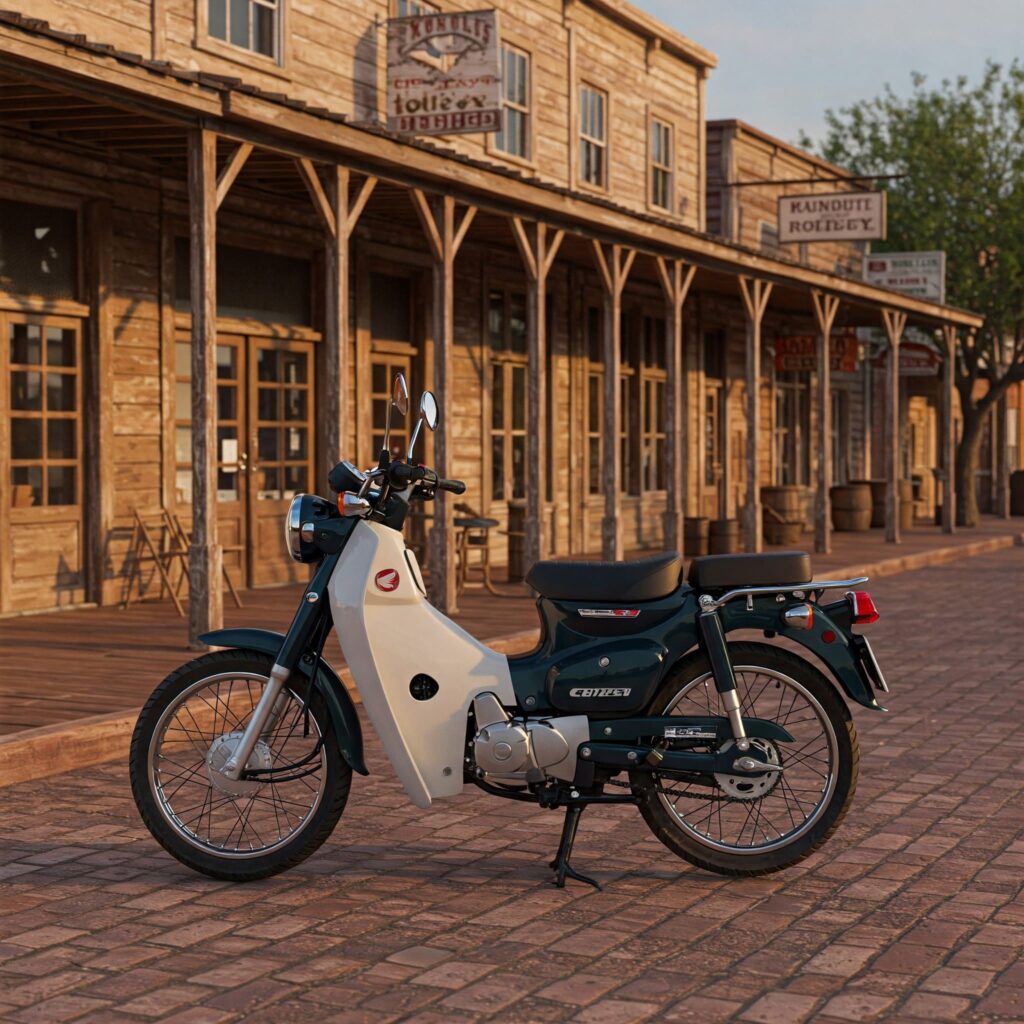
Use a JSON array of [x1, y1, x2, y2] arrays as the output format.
[[221, 553, 339, 780], [696, 606, 751, 752]]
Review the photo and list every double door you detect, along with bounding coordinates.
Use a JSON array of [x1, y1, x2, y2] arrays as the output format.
[[175, 333, 315, 588]]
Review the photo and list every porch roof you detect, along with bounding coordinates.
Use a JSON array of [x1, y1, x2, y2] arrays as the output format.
[[0, 11, 983, 333]]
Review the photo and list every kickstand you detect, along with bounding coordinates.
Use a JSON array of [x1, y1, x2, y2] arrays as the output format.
[[549, 803, 602, 891]]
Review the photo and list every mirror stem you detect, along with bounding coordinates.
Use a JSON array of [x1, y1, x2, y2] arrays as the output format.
[[407, 419, 423, 462]]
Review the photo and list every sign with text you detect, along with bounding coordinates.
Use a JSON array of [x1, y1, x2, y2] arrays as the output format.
[[387, 10, 501, 136], [863, 251, 946, 304], [777, 191, 886, 244], [873, 340, 942, 376], [774, 332, 859, 374]]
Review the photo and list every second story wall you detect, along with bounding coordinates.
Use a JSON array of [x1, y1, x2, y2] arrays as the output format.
[[23, 0, 713, 232], [707, 120, 866, 276]]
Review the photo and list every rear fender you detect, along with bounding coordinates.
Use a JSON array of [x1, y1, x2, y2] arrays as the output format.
[[199, 627, 368, 774], [719, 600, 884, 711]]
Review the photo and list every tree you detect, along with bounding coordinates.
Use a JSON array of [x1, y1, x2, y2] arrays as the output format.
[[807, 63, 1024, 525]]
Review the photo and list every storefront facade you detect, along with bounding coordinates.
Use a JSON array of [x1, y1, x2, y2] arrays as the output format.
[[0, 3, 981, 641]]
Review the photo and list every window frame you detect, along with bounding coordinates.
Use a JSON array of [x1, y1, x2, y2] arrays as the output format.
[[639, 312, 668, 493], [584, 303, 604, 498], [196, 0, 289, 74], [578, 82, 609, 191], [486, 287, 529, 507], [648, 115, 674, 213], [489, 41, 534, 167]]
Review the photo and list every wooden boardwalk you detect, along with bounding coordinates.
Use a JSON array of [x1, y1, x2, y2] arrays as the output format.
[[2, 518, 1018, 736]]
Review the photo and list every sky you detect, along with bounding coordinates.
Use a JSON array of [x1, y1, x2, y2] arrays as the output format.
[[637, 0, 1023, 148]]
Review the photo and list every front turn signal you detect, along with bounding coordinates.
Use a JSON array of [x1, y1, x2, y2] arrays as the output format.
[[848, 590, 879, 625]]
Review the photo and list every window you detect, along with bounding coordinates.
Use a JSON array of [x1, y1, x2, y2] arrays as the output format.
[[489, 289, 528, 502], [759, 222, 780, 254], [585, 305, 603, 495], [831, 389, 849, 485], [495, 45, 530, 160], [396, 0, 437, 14], [9, 320, 80, 508], [0, 199, 78, 302], [175, 239, 311, 326], [640, 315, 667, 491], [208, 0, 280, 60], [775, 375, 810, 486], [579, 84, 607, 188], [1008, 407, 1020, 473], [650, 118, 673, 211], [703, 330, 725, 489], [620, 311, 636, 495]]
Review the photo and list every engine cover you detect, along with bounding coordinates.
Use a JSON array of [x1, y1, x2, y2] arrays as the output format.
[[471, 693, 589, 783]]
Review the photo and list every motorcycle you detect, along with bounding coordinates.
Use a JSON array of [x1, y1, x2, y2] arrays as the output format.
[[130, 374, 889, 890]]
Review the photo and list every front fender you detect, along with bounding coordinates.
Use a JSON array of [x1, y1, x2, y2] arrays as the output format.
[[199, 627, 368, 774], [720, 602, 884, 711]]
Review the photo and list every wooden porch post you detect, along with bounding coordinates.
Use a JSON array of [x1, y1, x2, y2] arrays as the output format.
[[296, 161, 377, 465], [655, 257, 696, 554], [511, 219, 564, 568], [941, 324, 957, 533], [593, 242, 636, 561], [811, 290, 840, 555], [881, 308, 907, 543], [187, 127, 222, 648], [738, 277, 773, 553], [412, 190, 476, 614]]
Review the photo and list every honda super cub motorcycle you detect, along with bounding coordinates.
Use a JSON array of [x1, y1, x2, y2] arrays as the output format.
[[130, 374, 889, 889]]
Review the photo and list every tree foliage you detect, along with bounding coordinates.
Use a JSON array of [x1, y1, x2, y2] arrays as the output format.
[[806, 63, 1024, 521]]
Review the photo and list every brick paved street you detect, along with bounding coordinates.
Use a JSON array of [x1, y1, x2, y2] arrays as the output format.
[[1, 549, 1023, 1023]]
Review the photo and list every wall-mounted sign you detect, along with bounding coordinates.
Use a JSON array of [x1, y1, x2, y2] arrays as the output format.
[[777, 191, 887, 244], [862, 251, 946, 305], [387, 11, 501, 136], [774, 332, 859, 374]]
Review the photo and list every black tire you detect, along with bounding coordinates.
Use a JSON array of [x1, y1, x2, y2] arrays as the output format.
[[631, 642, 859, 876], [129, 649, 351, 882]]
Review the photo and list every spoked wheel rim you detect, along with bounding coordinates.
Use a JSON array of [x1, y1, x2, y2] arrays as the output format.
[[655, 665, 839, 855], [147, 671, 327, 858]]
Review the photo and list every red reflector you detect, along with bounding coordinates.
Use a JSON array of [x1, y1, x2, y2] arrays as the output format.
[[822, 629, 836, 644], [848, 591, 879, 625]]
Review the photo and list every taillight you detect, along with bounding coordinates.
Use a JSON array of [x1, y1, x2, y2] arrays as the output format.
[[847, 591, 879, 625]]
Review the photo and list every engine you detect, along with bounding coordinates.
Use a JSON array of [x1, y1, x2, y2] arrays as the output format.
[[470, 693, 589, 784]]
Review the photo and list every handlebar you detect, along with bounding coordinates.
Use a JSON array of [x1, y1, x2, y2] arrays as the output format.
[[386, 461, 465, 496]]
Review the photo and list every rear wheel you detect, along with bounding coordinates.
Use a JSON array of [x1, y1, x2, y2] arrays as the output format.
[[129, 649, 351, 881], [631, 642, 858, 876]]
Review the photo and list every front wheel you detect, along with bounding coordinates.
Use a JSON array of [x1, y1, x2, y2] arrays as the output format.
[[631, 642, 859, 876], [129, 649, 351, 881]]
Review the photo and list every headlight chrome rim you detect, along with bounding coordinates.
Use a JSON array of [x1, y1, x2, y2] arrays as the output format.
[[286, 493, 308, 561]]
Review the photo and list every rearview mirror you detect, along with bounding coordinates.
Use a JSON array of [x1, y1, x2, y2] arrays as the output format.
[[420, 391, 438, 431]]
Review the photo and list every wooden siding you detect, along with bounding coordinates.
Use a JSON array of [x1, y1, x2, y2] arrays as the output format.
[[706, 121, 866, 275]]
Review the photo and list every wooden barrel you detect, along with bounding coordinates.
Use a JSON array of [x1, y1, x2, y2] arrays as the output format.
[[830, 484, 872, 531], [709, 518, 740, 554], [851, 479, 886, 528], [760, 485, 805, 546], [684, 517, 710, 556], [899, 479, 914, 532]]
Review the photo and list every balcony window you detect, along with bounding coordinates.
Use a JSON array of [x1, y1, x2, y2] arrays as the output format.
[[650, 118, 673, 211], [579, 84, 607, 188], [495, 45, 530, 160], [208, 0, 280, 60]]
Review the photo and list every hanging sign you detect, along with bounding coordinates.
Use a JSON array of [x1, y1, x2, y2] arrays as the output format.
[[777, 191, 886, 244], [774, 333, 859, 373], [862, 251, 946, 304], [872, 339, 942, 376], [387, 10, 501, 136]]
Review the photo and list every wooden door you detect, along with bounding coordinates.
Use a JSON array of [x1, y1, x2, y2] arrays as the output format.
[[369, 352, 413, 465], [247, 337, 316, 587], [0, 314, 85, 613], [174, 333, 248, 586]]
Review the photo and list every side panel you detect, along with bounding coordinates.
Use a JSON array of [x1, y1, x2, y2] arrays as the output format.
[[329, 521, 515, 808]]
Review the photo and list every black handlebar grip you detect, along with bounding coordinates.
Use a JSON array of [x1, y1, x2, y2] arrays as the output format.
[[439, 478, 466, 495]]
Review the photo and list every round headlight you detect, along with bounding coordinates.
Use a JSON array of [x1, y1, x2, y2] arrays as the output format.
[[286, 493, 307, 562]]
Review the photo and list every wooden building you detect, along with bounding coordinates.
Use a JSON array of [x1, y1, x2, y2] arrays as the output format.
[[0, 1, 982, 644]]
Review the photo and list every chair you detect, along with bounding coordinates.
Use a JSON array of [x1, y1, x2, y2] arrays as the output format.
[[453, 502, 501, 598]]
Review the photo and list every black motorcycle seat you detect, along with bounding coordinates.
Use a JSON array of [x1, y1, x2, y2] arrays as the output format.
[[687, 551, 812, 590], [526, 551, 682, 602]]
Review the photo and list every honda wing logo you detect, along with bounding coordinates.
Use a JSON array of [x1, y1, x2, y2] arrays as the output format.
[[374, 568, 401, 593]]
